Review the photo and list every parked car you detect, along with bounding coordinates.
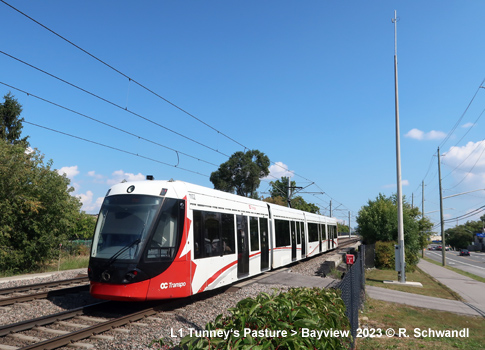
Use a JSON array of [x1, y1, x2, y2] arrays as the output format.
[[459, 249, 470, 256]]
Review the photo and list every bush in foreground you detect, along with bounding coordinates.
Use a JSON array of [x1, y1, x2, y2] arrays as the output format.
[[151, 287, 351, 349]]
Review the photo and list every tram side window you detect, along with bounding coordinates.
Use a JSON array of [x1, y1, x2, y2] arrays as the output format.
[[193, 210, 235, 259], [249, 217, 260, 251], [204, 213, 221, 256], [193, 211, 203, 259], [308, 223, 319, 242], [275, 219, 290, 247], [221, 214, 235, 255], [329, 225, 337, 239]]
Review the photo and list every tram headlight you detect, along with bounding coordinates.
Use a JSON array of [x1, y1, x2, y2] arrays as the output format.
[[124, 269, 139, 282]]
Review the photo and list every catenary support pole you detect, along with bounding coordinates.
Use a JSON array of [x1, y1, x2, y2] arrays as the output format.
[[392, 10, 406, 282]]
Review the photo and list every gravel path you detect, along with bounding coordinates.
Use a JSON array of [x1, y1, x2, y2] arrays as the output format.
[[0, 252, 340, 349]]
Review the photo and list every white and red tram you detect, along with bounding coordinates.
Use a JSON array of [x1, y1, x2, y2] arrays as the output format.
[[88, 179, 338, 301]]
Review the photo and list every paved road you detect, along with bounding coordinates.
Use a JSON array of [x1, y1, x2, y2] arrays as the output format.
[[424, 249, 485, 279], [367, 259, 485, 317]]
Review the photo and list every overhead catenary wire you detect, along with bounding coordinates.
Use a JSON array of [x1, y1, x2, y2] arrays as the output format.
[[23, 121, 210, 178], [0, 50, 232, 158], [0, 51, 321, 194], [0, 81, 219, 168], [0, 0, 248, 150], [0, 2, 353, 213]]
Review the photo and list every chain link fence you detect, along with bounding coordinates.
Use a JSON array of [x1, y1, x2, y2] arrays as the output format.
[[334, 246, 366, 349]]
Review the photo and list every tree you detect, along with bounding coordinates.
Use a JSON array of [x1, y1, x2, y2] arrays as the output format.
[[210, 150, 270, 198], [338, 222, 349, 234], [265, 176, 320, 213], [290, 196, 320, 214], [445, 220, 483, 250], [269, 177, 294, 202], [356, 193, 433, 270], [263, 196, 287, 207], [0, 141, 84, 273], [0, 92, 29, 147]]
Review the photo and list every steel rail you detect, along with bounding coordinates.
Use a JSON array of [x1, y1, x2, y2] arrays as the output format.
[[19, 306, 162, 350], [0, 276, 89, 295], [0, 285, 90, 307], [0, 302, 108, 337]]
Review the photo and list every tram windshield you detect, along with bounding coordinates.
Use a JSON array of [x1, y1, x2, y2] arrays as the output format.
[[91, 195, 162, 260]]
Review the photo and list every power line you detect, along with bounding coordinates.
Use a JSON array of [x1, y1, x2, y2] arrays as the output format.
[[0, 81, 219, 168], [23, 121, 210, 178], [443, 205, 485, 223], [0, 0, 248, 150], [0, 3, 354, 212], [1, 50, 321, 196], [0, 50, 231, 158], [438, 77, 485, 149], [443, 139, 485, 190]]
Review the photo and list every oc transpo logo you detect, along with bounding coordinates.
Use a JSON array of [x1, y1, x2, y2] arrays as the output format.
[[160, 281, 187, 290]]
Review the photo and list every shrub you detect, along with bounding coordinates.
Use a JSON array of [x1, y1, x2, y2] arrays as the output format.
[[152, 287, 351, 349], [375, 241, 395, 269], [375, 240, 419, 272]]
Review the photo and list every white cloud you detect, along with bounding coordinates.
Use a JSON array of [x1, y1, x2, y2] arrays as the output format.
[[57, 165, 80, 180], [383, 179, 409, 189], [405, 128, 424, 140], [88, 170, 104, 179], [264, 162, 294, 180], [87, 170, 105, 183], [461, 122, 475, 128], [107, 170, 145, 185], [77, 190, 104, 213], [404, 128, 446, 140], [443, 141, 485, 185]]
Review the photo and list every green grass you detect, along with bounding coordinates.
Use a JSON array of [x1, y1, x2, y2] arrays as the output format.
[[357, 298, 485, 349], [56, 255, 89, 271], [0, 255, 89, 278], [365, 267, 462, 300]]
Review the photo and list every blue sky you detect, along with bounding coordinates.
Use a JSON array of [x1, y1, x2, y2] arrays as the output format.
[[1, 0, 485, 233]]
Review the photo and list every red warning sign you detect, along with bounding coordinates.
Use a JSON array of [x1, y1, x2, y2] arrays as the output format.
[[346, 254, 355, 265]]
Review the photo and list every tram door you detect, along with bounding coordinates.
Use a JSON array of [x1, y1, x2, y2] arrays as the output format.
[[237, 215, 249, 277], [319, 224, 323, 253], [328, 226, 335, 249], [260, 218, 269, 270], [291, 221, 297, 261], [300, 222, 306, 258]]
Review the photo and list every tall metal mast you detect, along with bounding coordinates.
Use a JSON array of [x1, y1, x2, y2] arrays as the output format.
[[392, 10, 406, 283]]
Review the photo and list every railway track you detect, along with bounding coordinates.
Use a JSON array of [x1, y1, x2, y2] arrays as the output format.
[[0, 295, 203, 350], [0, 277, 89, 307], [0, 238, 362, 349]]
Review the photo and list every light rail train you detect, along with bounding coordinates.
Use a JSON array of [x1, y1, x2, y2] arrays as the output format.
[[88, 178, 338, 301]]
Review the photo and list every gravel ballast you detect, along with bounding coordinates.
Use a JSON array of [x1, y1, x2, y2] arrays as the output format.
[[0, 252, 341, 349]]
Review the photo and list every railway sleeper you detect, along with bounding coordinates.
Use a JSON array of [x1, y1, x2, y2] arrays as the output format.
[[0, 343, 18, 350], [7, 333, 46, 342]]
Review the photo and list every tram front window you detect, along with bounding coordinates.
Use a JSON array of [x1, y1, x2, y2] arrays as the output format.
[[146, 199, 179, 260], [91, 195, 161, 260]]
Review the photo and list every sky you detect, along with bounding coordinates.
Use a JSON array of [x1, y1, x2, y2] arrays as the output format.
[[1, 0, 485, 234]]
